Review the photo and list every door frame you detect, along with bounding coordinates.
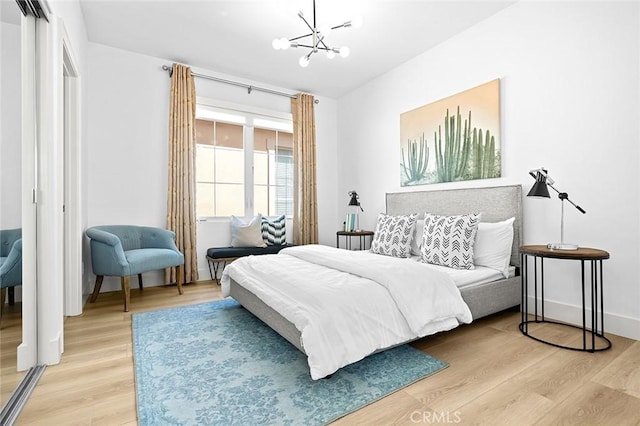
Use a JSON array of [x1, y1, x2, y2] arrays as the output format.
[[60, 21, 82, 317], [35, 15, 82, 366]]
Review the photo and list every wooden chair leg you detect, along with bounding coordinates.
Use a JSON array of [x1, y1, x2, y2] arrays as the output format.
[[89, 275, 104, 303], [138, 273, 143, 290], [176, 264, 184, 295], [8, 287, 15, 305], [0, 288, 6, 319], [121, 276, 131, 312]]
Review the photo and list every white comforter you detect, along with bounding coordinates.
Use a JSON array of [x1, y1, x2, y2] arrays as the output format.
[[221, 245, 472, 380]]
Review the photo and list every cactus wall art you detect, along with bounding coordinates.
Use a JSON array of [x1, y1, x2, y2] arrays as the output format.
[[399, 79, 501, 186]]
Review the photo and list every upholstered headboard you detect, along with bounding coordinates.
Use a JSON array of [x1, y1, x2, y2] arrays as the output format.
[[386, 185, 523, 267]]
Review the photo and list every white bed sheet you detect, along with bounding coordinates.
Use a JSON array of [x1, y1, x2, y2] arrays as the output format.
[[221, 245, 472, 380], [407, 255, 516, 289]]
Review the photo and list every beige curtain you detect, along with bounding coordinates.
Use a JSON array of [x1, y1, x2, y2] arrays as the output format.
[[291, 93, 318, 245], [166, 63, 198, 284]]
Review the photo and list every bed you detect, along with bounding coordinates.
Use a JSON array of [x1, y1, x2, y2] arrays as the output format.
[[222, 185, 522, 379]]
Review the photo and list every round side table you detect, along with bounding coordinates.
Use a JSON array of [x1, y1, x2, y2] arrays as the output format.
[[519, 245, 611, 352], [336, 230, 374, 250]]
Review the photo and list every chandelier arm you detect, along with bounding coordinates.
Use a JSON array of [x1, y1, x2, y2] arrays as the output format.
[[298, 13, 314, 33], [317, 41, 331, 51], [317, 36, 330, 50], [289, 33, 314, 42], [302, 45, 335, 51], [314, 34, 326, 51]]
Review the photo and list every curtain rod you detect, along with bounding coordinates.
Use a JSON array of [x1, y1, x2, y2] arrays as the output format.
[[161, 65, 319, 104]]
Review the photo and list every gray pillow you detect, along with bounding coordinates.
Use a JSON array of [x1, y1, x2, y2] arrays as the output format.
[[231, 215, 267, 247]]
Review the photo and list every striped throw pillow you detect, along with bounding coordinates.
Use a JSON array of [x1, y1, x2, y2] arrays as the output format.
[[261, 214, 287, 246]]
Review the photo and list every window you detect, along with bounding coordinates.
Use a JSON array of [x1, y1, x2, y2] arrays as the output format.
[[195, 120, 245, 217], [254, 128, 293, 217], [195, 100, 293, 218]]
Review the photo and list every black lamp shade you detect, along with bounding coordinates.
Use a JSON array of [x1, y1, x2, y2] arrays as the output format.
[[527, 171, 551, 198], [348, 192, 360, 206], [527, 181, 550, 198]]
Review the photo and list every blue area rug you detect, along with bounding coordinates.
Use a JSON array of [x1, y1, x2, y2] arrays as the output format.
[[132, 299, 448, 425]]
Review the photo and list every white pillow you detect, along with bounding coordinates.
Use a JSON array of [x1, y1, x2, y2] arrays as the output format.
[[230, 215, 267, 248], [473, 217, 515, 278], [410, 219, 424, 256], [370, 213, 417, 258], [421, 213, 481, 270]]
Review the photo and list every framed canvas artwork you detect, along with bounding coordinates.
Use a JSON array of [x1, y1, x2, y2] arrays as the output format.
[[400, 79, 501, 186]]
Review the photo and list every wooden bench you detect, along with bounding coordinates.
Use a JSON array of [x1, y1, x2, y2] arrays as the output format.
[[206, 244, 294, 284]]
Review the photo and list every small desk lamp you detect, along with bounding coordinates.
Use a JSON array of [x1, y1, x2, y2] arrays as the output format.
[[347, 190, 364, 232], [527, 168, 586, 250]]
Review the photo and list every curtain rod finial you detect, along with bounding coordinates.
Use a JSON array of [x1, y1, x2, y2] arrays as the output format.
[[162, 64, 173, 77]]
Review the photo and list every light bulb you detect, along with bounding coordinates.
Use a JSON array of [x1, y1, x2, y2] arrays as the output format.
[[339, 46, 350, 58], [280, 38, 291, 50], [351, 16, 363, 29], [299, 55, 310, 67], [326, 49, 336, 59], [272, 38, 282, 50]]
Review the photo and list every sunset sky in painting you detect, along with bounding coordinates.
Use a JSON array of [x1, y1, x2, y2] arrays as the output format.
[[400, 79, 500, 176]]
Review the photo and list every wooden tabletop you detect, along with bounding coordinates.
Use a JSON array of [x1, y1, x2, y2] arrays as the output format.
[[520, 245, 610, 260], [336, 230, 374, 236]]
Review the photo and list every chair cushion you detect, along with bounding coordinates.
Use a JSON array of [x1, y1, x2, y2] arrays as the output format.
[[0, 238, 22, 288], [125, 248, 185, 275], [207, 244, 293, 260]]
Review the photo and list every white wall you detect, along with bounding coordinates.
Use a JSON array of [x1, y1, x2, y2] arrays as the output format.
[[86, 43, 338, 290], [337, 1, 640, 340], [0, 18, 22, 312], [0, 21, 22, 229]]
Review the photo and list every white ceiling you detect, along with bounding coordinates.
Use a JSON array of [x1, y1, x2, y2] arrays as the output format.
[[76, 1, 515, 98]]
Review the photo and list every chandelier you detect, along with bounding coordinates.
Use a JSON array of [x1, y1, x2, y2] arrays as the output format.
[[272, 0, 362, 67]]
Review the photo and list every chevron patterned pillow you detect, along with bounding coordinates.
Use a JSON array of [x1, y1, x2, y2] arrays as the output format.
[[261, 214, 287, 245], [421, 213, 481, 270], [370, 213, 417, 258]]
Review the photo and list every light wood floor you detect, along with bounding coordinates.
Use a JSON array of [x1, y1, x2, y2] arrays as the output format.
[[5, 281, 640, 425], [1, 300, 25, 408]]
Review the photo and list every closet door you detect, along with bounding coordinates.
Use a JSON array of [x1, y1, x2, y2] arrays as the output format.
[[1, 0, 30, 408], [0, 0, 46, 422]]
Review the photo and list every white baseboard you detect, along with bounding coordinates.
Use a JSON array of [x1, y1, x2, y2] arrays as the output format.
[[198, 267, 215, 281], [526, 296, 640, 341]]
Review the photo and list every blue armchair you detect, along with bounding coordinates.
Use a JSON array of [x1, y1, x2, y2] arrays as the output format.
[[86, 225, 185, 312], [0, 228, 22, 317]]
